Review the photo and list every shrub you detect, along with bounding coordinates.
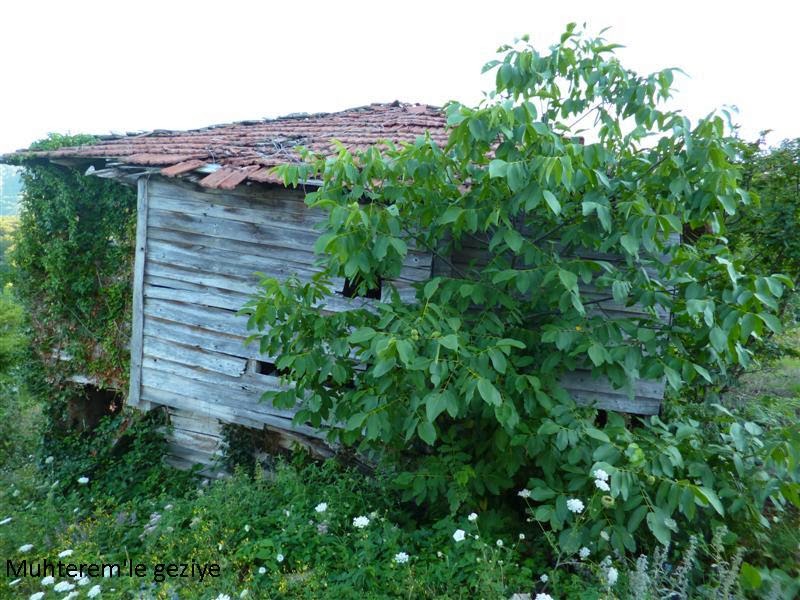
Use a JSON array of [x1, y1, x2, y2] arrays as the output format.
[[244, 25, 797, 564]]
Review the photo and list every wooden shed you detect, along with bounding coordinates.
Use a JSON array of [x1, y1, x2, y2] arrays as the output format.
[[6, 102, 668, 470]]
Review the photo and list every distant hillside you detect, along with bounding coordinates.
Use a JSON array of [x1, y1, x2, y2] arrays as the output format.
[[0, 165, 21, 216]]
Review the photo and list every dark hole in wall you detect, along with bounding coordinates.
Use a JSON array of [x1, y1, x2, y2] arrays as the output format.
[[67, 384, 123, 432], [342, 275, 382, 300], [252, 360, 289, 377]]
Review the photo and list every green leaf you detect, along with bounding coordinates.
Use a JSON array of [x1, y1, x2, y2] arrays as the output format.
[[588, 343, 605, 366], [692, 363, 713, 383], [488, 159, 508, 178], [694, 486, 725, 516], [558, 269, 578, 293], [585, 427, 610, 443], [438, 206, 463, 225], [620, 234, 638, 254], [425, 393, 448, 423], [538, 421, 560, 435], [646, 511, 671, 545], [417, 420, 437, 445], [503, 229, 523, 253], [439, 334, 459, 350], [423, 278, 441, 299], [543, 190, 560, 214], [345, 412, 367, 431], [739, 563, 762, 589], [487, 347, 507, 374], [396, 339, 414, 365], [627, 505, 648, 533], [348, 327, 376, 344], [497, 338, 526, 349], [477, 378, 502, 406], [709, 326, 728, 353], [663, 366, 682, 391], [759, 313, 782, 334], [372, 358, 396, 378]]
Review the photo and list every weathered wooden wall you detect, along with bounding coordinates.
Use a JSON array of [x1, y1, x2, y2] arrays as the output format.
[[128, 175, 671, 469], [128, 176, 431, 467]]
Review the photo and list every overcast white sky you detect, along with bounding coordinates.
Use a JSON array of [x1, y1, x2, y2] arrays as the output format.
[[1, 0, 798, 154]]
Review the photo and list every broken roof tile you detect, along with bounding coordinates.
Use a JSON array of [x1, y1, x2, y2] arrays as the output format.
[[4, 102, 449, 188]]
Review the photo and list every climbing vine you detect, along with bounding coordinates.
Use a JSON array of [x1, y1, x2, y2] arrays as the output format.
[[9, 134, 137, 392]]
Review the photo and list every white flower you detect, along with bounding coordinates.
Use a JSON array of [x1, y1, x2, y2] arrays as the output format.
[[517, 489, 532, 499], [393, 551, 409, 564], [352, 515, 370, 529], [77, 576, 91, 586], [519, 533, 525, 540], [314, 502, 327, 513], [29, 593, 45, 600], [77, 477, 89, 485], [276, 554, 284, 563], [244, 524, 250, 532], [539, 573, 548, 583], [18, 543, 34, 552], [0, 517, 12, 525], [214, 595, 231, 600], [496, 539, 503, 547], [566, 498, 584, 513], [58, 549, 74, 558], [87, 585, 102, 598], [607, 566, 619, 586], [63, 593, 79, 600], [41, 576, 55, 586], [467, 512, 478, 522], [284, 509, 291, 517], [453, 529, 466, 542], [54, 581, 75, 592], [535, 594, 554, 600], [594, 478, 611, 492], [600, 530, 610, 541], [593, 468, 609, 482], [579, 546, 591, 559], [258, 567, 266, 575], [240, 591, 250, 599], [473, 534, 479, 540], [45, 456, 54, 464]]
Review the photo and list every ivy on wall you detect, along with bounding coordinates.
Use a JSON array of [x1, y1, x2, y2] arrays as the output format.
[[9, 134, 137, 392]]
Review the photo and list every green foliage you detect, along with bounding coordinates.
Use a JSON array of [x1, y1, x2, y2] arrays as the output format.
[[733, 137, 800, 288], [10, 133, 136, 392], [41, 409, 194, 504], [0, 215, 18, 286], [243, 25, 796, 566]]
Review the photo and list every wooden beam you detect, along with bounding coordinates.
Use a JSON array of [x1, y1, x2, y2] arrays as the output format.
[[128, 176, 150, 410]]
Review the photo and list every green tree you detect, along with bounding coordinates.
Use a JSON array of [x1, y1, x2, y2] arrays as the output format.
[[245, 27, 793, 553]]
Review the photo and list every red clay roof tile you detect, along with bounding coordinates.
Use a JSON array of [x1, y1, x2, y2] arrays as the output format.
[[10, 102, 448, 188]]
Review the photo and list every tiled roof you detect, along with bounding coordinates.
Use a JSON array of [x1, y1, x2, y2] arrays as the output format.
[[7, 102, 448, 189]]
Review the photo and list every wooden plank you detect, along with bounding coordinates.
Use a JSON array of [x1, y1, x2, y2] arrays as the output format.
[[143, 384, 260, 427], [168, 409, 223, 437], [142, 335, 248, 377], [144, 298, 250, 336], [128, 176, 150, 410], [142, 356, 285, 402], [168, 428, 224, 455], [144, 316, 265, 360], [150, 184, 327, 230], [148, 208, 321, 251], [140, 377, 326, 439], [145, 276, 252, 312], [560, 370, 664, 415], [147, 259, 260, 296]]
